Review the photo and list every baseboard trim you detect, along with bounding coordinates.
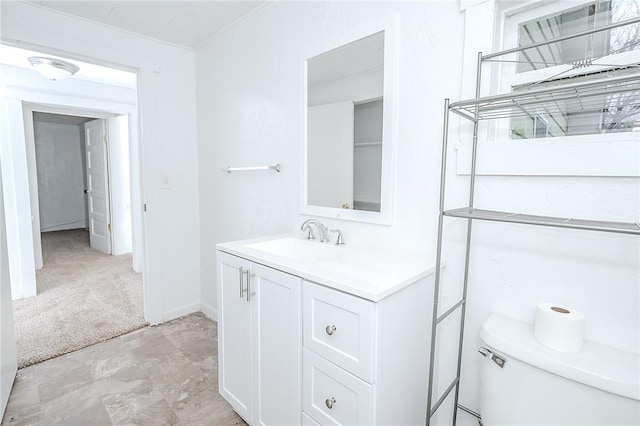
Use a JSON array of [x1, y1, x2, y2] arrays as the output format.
[[164, 303, 201, 322], [41, 222, 86, 233], [200, 302, 217, 322]]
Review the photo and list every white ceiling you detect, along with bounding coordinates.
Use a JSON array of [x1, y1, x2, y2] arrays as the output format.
[[26, 0, 266, 48], [308, 31, 384, 88]]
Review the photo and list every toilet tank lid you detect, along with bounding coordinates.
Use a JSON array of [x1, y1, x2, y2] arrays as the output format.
[[480, 314, 639, 401]]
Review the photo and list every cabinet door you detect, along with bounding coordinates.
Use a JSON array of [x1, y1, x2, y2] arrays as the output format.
[[217, 252, 253, 422], [251, 262, 302, 426]]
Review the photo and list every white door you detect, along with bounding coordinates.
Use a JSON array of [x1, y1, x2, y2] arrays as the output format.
[[307, 101, 354, 209], [84, 119, 111, 254], [252, 262, 302, 426], [0, 166, 18, 418], [217, 252, 253, 422]]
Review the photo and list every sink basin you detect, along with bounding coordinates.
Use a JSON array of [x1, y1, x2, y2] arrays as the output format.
[[246, 237, 417, 274], [246, 237, 343, 264], [219, 234, 437, 302]]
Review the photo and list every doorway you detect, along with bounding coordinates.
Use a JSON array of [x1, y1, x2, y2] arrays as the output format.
[[0, 42, 148, 369], [32, 112, 93, 236], [30, 111, 129, 259], [25, 107, 139, 274], [11, 108, 146, 368]]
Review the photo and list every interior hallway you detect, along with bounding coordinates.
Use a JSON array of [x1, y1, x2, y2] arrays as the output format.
[[1, 313, 244, 425], [12, 229, 145, 368]]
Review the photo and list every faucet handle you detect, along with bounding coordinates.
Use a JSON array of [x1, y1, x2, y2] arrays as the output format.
[[302, 225, 316, 240], [329, 229, 345, 245]]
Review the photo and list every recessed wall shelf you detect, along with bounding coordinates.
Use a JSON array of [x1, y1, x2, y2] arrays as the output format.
[[444, 207, 640, 235]]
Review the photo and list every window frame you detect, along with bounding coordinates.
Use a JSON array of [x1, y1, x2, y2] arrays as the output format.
[[456, 0, 640, 177]]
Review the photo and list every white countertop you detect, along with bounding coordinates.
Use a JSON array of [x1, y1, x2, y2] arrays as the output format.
[[216, 233, 438, 302]]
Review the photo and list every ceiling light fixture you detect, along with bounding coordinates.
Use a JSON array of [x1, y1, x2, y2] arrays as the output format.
[[28, 56, 80, 81]]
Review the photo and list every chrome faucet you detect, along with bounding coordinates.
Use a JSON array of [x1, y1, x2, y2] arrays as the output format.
[[300, 219, 345, 245], [300, 219, 330, 243]]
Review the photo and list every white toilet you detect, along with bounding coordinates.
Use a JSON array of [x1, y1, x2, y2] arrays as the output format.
[[478, 314, 640, 426]]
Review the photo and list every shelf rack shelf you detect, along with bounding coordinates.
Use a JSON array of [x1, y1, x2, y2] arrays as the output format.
[[449, 73, 640, 122], [444, 207, 640, 235], [425, 15, 640, 426]]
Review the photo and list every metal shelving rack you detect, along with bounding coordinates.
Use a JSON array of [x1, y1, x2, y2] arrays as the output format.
[[425, 16, 640, 426]]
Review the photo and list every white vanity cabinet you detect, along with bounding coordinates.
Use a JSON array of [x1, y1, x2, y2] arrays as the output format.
[[302, 279, 433, 425], [217, 251, 302, 426], [217, 235, 437, 426]]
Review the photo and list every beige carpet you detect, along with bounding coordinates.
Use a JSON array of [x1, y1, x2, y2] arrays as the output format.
[[12, 229, 147, 368]]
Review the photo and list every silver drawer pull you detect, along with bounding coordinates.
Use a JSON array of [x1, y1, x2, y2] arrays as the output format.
[[325, 325, 337, 335], [325, 397, 336, 409]]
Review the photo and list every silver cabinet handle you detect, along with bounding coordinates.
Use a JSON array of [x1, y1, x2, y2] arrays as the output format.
[[239, 267, 245, 298], [245, 270, 256, 302], [325, 325, 337, 335], [325, 397, 336, 409]]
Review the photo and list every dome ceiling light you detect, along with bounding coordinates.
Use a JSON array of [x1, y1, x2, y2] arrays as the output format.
[[28, 56, 80, 81]]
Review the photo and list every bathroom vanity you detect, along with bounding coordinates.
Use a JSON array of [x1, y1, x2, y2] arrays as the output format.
[[216, 234, 437, 425]]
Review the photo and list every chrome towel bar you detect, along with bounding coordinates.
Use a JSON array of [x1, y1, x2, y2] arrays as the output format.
[[221, 164, 281, 173]]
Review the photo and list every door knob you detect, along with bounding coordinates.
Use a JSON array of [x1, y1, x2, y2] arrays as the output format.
[[325, 397, 336, 409], [325, 325, 336, 335]]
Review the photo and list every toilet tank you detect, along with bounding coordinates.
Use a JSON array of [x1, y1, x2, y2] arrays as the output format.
[[479, 314, 640, 426]]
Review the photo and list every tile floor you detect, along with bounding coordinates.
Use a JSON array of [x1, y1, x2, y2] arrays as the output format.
[[1, 313, 246, 426]]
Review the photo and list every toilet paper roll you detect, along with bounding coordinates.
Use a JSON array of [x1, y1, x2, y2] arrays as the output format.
[[533, 303, 584, 353]]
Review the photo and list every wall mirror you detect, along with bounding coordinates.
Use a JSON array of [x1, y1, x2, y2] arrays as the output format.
[[301, 29, 395, 225]]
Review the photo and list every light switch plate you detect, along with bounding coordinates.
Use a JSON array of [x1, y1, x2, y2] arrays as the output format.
[[160, 174, 172, 189]]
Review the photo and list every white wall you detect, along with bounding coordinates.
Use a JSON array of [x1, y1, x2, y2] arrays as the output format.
[[0, 97, 38, 299], [108, 115, 133, 256], [196, 1, 639, 424], [0, 148, 17, 421], [33, 120, 86, 232], [195, 0, 465, 332], [1, 1, 201, 323]]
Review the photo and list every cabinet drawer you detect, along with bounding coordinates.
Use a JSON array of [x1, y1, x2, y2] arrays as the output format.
[[303, 281, 375, 382], [302, 412, 321, 426], [303, 349, 372, 426]]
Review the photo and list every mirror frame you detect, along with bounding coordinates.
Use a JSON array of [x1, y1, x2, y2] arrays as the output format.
[[299, 22, 397, 225]]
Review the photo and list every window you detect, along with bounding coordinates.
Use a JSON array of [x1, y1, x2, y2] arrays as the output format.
[[500, 0, 640, 140], [516, 0, 639, 73], [534, 114, 549, 138], [455, 0, 639, 177]]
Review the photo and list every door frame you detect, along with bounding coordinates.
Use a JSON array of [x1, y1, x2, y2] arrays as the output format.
[[0, 163, 18, 419], [1, 35, 163, 324], [2, 65, 145, 305], [24, 105, 119, 268]]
